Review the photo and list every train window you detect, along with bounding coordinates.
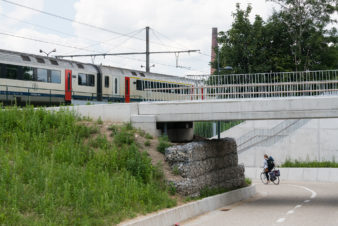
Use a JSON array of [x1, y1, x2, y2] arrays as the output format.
[[78, 73, 87, 85], [131, 72, 137, 76], [104, 76, 109, 88], [88, 74, 95, 86], [136, 80, 143, 90], [51, 70, 61, 83], [37, 68, 48, 82], [49, 59, 58, 65], [139, 73, 145, 77], [22, 67, 34, 81], [36, 58, 45, 63], [6, 64, 19, 79], [21, 55, 31, 61], [77, 63, 84, 69], [115, 78, 118, 94]]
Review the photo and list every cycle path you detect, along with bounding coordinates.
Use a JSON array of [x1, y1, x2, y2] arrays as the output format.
[[181, 180, 338, 226]]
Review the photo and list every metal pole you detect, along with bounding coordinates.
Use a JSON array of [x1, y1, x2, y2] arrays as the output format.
[[216, 32, 221, 139], [146, 26, 150, 72]]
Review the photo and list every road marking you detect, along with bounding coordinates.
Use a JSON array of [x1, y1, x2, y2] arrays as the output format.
[[276, 218, 285, 223], [287, 210, 294, 215], [304, 200, 310, 203], [290, 185, 317, 199], [295, 205, 302, 208]]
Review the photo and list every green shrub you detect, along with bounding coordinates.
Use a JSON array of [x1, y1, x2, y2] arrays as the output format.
[[124, 122, 133, 131], [157, 136, 171, 154], [144, 140, 151, 147], [145, 133, 153, 140], [245, 178, 252, 186], [108, 124, 119, 137], [96, 117, 103, 125], [114, 129, 135, 146], [168, 182, 177, 195], [172, 165, 180, 175]]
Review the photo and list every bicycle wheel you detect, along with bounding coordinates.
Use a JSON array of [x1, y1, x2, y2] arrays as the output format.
[[273, 176, 280, 185], [260, 172, 268, 184]]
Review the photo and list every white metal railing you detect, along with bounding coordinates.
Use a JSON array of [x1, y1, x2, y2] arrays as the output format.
[[236, 119, 310, 153], [144, 70, 338, 101]]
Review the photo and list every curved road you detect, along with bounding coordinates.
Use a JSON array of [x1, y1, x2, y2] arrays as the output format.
[[181, 180, 338, 226]]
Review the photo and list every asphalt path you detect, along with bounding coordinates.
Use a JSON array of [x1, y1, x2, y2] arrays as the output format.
[[181, 180, 338, 226]]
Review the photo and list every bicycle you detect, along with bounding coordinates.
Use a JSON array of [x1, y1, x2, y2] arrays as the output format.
[[260, 168, 280, 185]]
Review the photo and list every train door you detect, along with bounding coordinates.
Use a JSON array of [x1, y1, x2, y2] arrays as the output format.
[[125, 77, 130, 103], [65, 70, 72, 102]]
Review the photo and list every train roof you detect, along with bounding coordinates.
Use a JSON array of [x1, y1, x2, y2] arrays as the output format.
[[0, 48, 193, 82], [0, 48, 97, 73]]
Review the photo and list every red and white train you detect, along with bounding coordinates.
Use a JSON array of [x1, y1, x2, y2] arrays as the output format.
[[0, 49, 194, 105]]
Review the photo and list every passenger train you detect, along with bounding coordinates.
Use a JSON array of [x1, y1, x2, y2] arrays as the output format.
[[0, 49, 195, 105]]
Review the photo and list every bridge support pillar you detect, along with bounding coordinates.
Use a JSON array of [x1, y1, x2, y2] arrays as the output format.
[[131, 116, 194, 142], [157, 122, 194, 142]]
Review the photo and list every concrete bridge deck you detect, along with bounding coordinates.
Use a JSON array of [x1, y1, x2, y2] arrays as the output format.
[[137, 96, 338, 122]]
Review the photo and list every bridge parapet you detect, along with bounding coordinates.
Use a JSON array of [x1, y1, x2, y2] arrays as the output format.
[[144, 70, 338, 102]]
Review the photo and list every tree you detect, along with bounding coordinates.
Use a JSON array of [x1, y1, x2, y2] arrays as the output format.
[[215, 1, 338, 74], [216, 4, 270, 74], [267, 0, 338, 70]]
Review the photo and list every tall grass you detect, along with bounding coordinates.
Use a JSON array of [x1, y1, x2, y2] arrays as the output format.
[[194, 121, 243, 138], [0, 106, 175, 225], [281, 160, 338, 168]]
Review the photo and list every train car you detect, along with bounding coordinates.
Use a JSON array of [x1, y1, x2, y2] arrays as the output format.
[[100, 65, 196, 103], [0, 48, 197, 105], [0, 49, 98, 105]]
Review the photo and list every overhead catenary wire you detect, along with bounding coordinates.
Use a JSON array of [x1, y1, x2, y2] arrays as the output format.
[[151, 28, 211, 58], [1, 0, 197, 52], [1, 0, 209, 73], [0, 31, 207, 73]]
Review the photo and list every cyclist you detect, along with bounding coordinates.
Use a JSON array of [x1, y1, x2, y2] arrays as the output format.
[[263, 154, 275, 182]]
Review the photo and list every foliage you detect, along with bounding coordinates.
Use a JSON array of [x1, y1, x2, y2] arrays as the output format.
[[199, 187, 230, 199], [144, 140, 151, 147], [0, 106, 176, 225], [96, 117, 103, 125], [168, 182, 177, 195], [108, 124, 119, 137], [281, 160, 338, 168], [172, 165, 180, 175], [145, 133, 153, 140], [194, 121, 243, 138], [157, 136, 171, 154], [216, 2, 338, 73], [245, 178, 252, 186]]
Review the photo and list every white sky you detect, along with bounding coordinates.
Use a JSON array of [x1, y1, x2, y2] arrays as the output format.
[[0, 0, 279, 76]]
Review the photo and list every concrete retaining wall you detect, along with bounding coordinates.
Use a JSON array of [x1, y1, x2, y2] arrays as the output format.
[[119, 185, 256, 226], [49, 103, 138, 122], [245, 167, 338, 182]]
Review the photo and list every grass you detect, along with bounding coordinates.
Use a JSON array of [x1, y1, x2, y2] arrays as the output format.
[[245, 178, 252, 186], [0, 106, 176, 225], [157, 136, 171, 154], [281, 159, 338, 168]]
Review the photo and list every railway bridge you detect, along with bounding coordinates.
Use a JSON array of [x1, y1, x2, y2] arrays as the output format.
[[66, 70, 338, 141]]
